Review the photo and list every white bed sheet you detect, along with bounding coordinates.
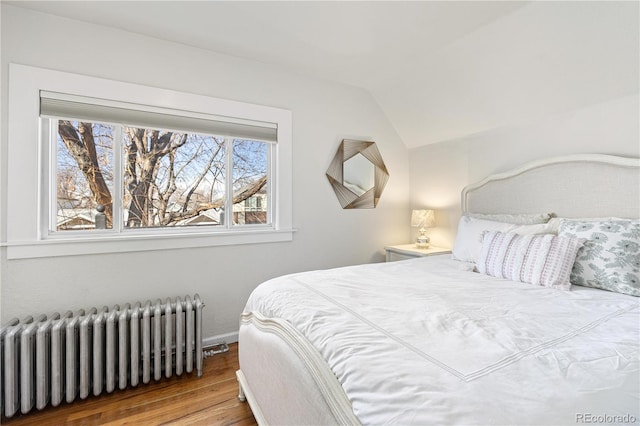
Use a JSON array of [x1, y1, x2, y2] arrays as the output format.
[[243, 256, 640, 425]]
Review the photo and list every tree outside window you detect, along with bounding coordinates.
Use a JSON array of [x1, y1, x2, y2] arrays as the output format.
[[55, 120, 269, 232]]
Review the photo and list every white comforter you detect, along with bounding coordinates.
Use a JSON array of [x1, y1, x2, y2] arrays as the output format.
[[244, 256, 640, 425]]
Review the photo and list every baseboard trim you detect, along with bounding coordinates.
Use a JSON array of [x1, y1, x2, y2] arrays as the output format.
[[204, 330, 239, 348]]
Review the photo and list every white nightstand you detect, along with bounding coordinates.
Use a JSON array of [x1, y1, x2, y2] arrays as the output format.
[[384, 244, 451, 262]]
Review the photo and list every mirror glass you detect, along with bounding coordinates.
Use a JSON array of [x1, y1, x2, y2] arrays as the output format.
[[343, 154, 375, 196]]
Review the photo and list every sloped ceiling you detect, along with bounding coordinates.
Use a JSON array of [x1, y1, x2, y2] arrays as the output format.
[[8, 1, 639, 148]]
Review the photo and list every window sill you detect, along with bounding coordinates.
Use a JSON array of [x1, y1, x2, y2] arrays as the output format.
[[5, 228, 295, 259]]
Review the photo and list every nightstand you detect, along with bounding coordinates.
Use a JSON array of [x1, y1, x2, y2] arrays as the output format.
[[384, 244, 451, 262]]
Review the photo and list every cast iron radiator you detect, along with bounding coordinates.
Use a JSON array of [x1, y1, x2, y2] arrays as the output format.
[[0, 294, 204, 418]]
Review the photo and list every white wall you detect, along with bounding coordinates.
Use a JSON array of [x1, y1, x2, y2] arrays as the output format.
[[0, 6, 410, 339], [376, 1, 639, 148], [410, 94, 640, 248]]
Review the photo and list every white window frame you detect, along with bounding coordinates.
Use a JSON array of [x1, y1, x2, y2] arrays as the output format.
[[6, 64, 293, 259]]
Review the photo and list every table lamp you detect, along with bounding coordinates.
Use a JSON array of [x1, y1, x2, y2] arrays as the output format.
[[411, 209, 435, 248]]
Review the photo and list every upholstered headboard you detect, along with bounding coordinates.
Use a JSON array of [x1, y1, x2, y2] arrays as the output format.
[[462, 154, 640, 219]]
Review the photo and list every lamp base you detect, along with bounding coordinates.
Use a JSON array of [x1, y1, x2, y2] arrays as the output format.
[[416, 235, 431, 249]]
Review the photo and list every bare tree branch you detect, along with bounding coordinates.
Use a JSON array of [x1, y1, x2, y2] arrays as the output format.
[[181, 144, 222, 213], [167, 175, 267, 224], [61, 125, 266, 230], [231, 175, 267, 205], [125, 129, 170, 227], [58, 120, 113, 226]]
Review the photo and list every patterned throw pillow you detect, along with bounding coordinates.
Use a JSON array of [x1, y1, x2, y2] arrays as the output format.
[[558, 220, 640, 296], [477, 231, 585, 290]]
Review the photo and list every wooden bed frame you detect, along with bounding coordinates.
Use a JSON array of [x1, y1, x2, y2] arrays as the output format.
[[237, 154, 640, 425]]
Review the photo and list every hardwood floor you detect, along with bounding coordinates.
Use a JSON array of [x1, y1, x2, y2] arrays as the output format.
[[2, 343, 257, 426]]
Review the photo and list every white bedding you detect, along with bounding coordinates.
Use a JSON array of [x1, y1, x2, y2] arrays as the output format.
[[243, 255, 640, 425]]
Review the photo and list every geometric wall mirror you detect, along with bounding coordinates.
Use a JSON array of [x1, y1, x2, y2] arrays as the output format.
[[326, 139, 389, 209]]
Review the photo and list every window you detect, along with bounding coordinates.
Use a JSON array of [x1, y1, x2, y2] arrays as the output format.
[[48, 117, 271, 233], [7, 64, 292, 258]]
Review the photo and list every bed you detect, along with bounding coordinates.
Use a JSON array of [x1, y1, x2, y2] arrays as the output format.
[[236, 154, 640, 425]]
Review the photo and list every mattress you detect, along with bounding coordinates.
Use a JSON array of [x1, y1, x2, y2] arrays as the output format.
[[243, 255, 640, 425]]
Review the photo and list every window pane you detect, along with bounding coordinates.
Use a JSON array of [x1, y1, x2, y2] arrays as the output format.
[[122, 128, 226, 228], [232, 139, 268, 225], [56, 120, 114, 231]]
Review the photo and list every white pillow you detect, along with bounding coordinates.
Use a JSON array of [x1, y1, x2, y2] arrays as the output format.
[[467, 212, 552, 225], [452, 216, 556, 263]]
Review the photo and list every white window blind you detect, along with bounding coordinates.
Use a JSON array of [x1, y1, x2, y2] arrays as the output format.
[[40, 91, 278, 143]]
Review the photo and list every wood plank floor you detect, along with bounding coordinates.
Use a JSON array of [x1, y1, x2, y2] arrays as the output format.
[[2, 343, 257, 426]]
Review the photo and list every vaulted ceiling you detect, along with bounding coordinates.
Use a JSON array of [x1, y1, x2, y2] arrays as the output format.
[[9, 1, 639, 148]]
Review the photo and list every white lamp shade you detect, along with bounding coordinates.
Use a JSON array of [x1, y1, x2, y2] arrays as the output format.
[[411, 209, 435, 227]]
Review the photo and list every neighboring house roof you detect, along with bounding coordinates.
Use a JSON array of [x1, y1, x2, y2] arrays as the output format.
[[57, 194, 267, 229], [175, 209, 221, 226], [57, 209, 95, 229]]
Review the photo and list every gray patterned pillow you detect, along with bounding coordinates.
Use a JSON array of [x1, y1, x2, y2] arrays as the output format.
[[558, 219, 640, 296]]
